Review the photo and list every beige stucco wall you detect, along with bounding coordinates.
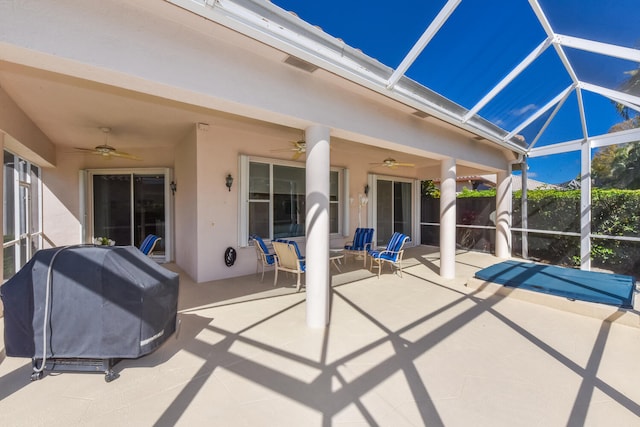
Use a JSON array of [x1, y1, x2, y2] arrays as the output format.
[[174, 126, 198, 279], [41, 144, 177, 249], [0, 86, 55, 167], [174, 120, 435, 283], [4, 111, 506, 285], [195, 125, 243, 281]]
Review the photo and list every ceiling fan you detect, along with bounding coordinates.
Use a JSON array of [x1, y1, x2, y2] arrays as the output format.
[[271, 140, 306, 160], [370, 157, 415, 169], [74, 127, 140, 160]]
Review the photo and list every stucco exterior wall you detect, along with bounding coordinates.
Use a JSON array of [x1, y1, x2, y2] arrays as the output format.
[[0, 86, 55, 167], [0, 0, 512, 171], [174, 126, 198, 279]]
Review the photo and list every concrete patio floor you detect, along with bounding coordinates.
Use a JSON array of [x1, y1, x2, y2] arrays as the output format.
[[1, 246, 639, 426]]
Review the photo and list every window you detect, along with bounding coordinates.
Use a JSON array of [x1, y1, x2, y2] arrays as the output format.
[[243, 156, 342, 242], [3, 151, 42, 280]]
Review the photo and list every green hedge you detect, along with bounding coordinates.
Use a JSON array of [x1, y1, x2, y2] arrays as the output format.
[[424, 188, 640, 275]]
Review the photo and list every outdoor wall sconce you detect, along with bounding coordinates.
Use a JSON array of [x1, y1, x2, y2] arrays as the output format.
[[364, 184, 369, 195], [170, 181, 177, 195], [225, 173, 234, 192]]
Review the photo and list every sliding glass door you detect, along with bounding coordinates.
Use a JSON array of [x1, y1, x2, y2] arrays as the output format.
[[89, 169, 170, 261], [375, 178, 413, 246]]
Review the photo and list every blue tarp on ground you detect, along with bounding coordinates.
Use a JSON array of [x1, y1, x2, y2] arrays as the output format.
[[475, 260, 635, 309]]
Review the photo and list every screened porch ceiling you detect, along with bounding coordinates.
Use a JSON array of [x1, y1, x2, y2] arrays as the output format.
[[205, 0, 640, 158]]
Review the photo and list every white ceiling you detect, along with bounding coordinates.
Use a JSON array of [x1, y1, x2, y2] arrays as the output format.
[[0, 60, 232, 150]]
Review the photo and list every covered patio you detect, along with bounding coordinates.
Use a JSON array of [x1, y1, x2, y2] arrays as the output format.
[[1, 1, 640, 424], [1, 247, 639, 426]]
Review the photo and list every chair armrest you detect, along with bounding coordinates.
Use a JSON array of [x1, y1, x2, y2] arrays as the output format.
[[373, 249, 402, 259]]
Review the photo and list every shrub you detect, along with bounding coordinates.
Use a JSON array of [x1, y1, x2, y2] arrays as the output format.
[[422, 188, 640, 275]]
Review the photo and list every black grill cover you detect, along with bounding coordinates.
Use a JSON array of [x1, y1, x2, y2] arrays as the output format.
[[1, 245, 179, 359]]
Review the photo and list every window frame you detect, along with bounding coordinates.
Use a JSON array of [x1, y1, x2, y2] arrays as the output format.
[[3, 150, 43, 281], [239, 155, 345, 246]]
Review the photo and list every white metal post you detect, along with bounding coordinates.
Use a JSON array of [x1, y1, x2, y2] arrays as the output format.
[[580, 139, 591, 270], [521, 159, 528, 259]]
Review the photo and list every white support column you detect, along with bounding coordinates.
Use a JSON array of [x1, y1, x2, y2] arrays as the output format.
[[495, 170, 512, 258], [580, 140, 591, 270], [305, 124, 331, 328], [439, 157, 456, 278]]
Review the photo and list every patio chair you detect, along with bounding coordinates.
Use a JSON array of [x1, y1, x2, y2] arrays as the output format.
[[139, 234, 161, 256], [272, 240, 306, 291], [344, 227, 374, 267], [368, 232, 410, 278], [273, 239, 305, 258], [250, 234, 276, 282]]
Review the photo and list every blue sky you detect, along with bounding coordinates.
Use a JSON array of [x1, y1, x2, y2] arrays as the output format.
[[271, 1, 637, 184]]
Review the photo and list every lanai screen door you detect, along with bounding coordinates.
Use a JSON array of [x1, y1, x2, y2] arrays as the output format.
[[90, 169, 169, 261], [375, 178, 412, 246]]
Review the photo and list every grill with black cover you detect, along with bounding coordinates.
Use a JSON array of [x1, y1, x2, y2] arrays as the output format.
[[1, 245, 179, 382]]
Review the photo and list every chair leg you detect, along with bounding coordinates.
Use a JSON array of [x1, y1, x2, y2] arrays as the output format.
[[378, 260, 382, 279], [260, 264, 265, 282], [273, 267, 278, 287], [398, 262, 403, 278], [296, 272, 301, 292], [363, 252, 367, 268]]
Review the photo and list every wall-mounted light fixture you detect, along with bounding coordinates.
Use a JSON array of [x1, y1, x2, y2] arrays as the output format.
[[225, 173, 234, 192], [170, 181, 177, 195], [364, 184, 369, 195]]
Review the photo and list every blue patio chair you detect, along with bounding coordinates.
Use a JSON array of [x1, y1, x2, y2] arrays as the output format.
[[272, 240, 306, 291], [344, 227, 374, 267], [274, 239, 305, 260], [250, 235, 277, 282], [139, 234, 161, 256], [251, 234, 276, 280], [368, 232, 410, 278]]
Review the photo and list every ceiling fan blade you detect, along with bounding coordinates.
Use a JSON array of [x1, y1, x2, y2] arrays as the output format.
[[73, 147, 140, 160], [292, 151, 303, 161], [395, 162, 415, 167], [109, 151, 141, 160], [270, 148, 299, 153], [74, 147, 98, 153]]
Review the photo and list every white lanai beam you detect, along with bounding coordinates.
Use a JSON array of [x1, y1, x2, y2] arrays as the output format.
[[576, 88, 589, 141], [386, 0, 461, 89], [528, 88, 572, 150], [556, 34, 640, 63], [505, 85, 575, 141], [529, 127, 640, 157], [590, 127, 640, 149], [581, 82, 640, 111], [462, 38, 552, 123], [529, 0, 581, 84], [610, 97, 640, 115]]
